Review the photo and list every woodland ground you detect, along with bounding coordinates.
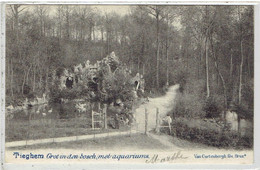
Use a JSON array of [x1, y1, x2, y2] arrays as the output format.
[[5, 98, 148, 142], [6, 85, 216, 151], [5, 115, 130, 142], [6, 85, 252, 151]]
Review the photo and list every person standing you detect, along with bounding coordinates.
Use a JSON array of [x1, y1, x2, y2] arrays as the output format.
[[163, 114, 172, 134]]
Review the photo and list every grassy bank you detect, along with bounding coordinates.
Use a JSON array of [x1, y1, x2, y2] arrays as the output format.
[[7, 134, 166, 151], [161, 117, 253, 149], [6, 113, 131, 142]]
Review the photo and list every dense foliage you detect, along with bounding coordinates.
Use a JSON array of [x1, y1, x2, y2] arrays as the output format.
[[172, 122, 253, 149], [6, 5, 253, 121]]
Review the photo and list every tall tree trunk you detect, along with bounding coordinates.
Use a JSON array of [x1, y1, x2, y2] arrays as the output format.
[[80, 23, 83, 41], [238, 40, 244, 105], [139, 33, 145, 74], [210, 36, 228, 109], [93, 24, 95, 41], [106, 30, 109, 54], [58, 7, 62, 40], [205, 36, 210, 98], [23, 65, 32, 95], [52, 27, 55, 37], [33, 64, 36, 92], [230, 52, 233, 78], [156, 10, 160, 89], [205, 6, 210, 98], [39, 72, 42, 90], [59, 21, 62, 39], [238, 6, 243, 106], [45, 68, 49, 92], [13, 5, 20, 60], [22, 70, 26, 95], [247, 55, 251, 78], [101, 46, 103, 58], [89, 24, 92, 41], [26, 65, 31, 85], [115, 30, 118, 43], [236, 6, 243, 137], [65, 6, 70, 39], [238, 117, 241, 137], [7, 58, 10, 82], [101, 27, 104, 43], [131, 46, 134, 71], [14, 6, 19, 44], [198, 43, 202, 79], [43, 19, 46, 37], [40, 17, 43, 36], [142, 63, 145, 76], [10, 58, 14, 97], [166, 13, 169, 87], [138, 55, 140, 74]]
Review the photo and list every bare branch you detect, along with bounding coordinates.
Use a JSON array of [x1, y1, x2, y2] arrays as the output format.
[[148, 6, 156, 12], [18, 7, 27, 13], [9, 5, 15, 16]]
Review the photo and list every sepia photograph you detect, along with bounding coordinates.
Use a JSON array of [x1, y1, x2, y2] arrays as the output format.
[[2, 3, 255, 165]]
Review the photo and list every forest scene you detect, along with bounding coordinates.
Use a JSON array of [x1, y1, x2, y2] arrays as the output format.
[[5, 5, 253, 151]]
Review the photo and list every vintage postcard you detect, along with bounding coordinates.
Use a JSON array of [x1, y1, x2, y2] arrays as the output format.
[[1, 2, 258, 168]]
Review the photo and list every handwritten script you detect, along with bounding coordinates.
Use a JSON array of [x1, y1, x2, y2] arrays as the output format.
[[146, 151, 188, 163]]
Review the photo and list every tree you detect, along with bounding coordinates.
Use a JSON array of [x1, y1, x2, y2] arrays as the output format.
[[5, 5, 254, 125], [139, 5, 165, 89], [237, 6, 244, 106]]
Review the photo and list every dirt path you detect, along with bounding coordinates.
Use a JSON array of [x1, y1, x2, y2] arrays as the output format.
[[133, 84, 216, 150], [132, 85, 237, 151], [134, 84, 179, 132], [147, 132, 217, 151], [132, 85, 185, 150]]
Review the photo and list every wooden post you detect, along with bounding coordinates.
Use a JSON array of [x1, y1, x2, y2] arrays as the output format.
[[129, 123, 132, 137], [53, 115, 56, 143], [98, 102, 102, 128], [64, 119, 67, 137], [91, 104, 94, 130], [75, 117, 78, 141], [27, 113, 30, 147], [104, 104, 107, 129], [93, 127, 96, 140], [145, 108, 148, 135], [155, 108, 159, 133]]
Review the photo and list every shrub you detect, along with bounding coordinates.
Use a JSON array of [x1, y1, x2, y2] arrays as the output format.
[[48, 53, 137, 119], [102, 66, 135, 105], [172, 122, 253, 149], [172, 77, 225, 119], [173, 90, 206, 118], [175, 79, 206, 118], [242, 79, 253, 110], [203, 95, 224, 118]]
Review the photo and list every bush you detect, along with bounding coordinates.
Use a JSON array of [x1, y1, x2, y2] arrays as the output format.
[[242, 79, 253, 110], [48, 53, 137, 120], [173, 122, 253, 149], [172, 77, 226, 119], [102, 66, 135, 105], [230, 103, 253, 121], [173, 91, 206, 118], [203, 95, 224, 118], [171, 77, 205, 119]]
